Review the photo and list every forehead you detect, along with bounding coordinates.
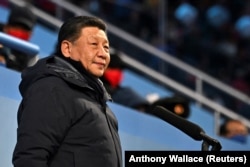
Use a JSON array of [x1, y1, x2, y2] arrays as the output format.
[[227, 121, 243, 128], [81, 27, 108, 40]]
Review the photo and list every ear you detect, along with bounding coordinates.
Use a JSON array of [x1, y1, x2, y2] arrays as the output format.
[[61, 40, 72, 58]]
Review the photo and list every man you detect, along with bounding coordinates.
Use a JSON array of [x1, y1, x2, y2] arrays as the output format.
[[0, 5, 37, 71], [219, 119, 249, 143], [12, 16, 122, 167]]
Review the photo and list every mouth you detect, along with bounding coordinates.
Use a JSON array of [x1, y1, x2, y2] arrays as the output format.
[[95, 62, 106, 68]]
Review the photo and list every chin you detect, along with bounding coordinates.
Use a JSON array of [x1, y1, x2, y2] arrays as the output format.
[[93, 72, 104, 78]]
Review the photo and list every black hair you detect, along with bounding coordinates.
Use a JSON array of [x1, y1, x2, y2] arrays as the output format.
[[55, 16, 107, 55], [219, 122, 228, 136], [109, 52, 126, 69]]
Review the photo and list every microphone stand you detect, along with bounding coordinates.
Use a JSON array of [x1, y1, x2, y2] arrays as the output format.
[[200, 132, 222, 151]]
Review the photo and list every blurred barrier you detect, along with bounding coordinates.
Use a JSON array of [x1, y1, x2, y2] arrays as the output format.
[[0, 32, 40, 56]]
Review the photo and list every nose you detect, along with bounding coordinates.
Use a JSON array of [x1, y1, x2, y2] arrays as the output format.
[[97, 46, 109, 58]]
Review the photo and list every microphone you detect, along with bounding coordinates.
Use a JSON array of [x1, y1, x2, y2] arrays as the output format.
[[151, 105, 204, 141], [151, 105, 222, 150]]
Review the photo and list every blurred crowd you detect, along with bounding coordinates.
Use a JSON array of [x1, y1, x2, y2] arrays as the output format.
[[0, 3, 37, 71], [77, 0, 250, 141], [63, 0, 250, 115], [2, 0, 250, 114], [69, 0, 250, 92], [25, 0, 250, 95]]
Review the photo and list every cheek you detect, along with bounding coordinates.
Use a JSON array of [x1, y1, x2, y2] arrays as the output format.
[[106, 58, 110, 68], [79, 54, 92, 67], [107, 55, 111, 62], [72, 47, 87, 61], [70, 49, 81, 61]]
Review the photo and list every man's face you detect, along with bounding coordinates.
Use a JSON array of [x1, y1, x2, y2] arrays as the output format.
[[63, 27, 110, 77]]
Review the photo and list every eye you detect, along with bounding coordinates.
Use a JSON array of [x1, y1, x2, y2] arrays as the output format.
[[104, 45, 109, 50]]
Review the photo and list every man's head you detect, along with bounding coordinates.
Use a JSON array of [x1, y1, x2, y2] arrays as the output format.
[[220, 119, 249, 143], [58, 16, 110, 78], [4, 5, 36, 40]]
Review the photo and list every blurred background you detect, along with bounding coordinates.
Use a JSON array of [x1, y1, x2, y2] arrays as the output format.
[[1, 0, 250, 166]]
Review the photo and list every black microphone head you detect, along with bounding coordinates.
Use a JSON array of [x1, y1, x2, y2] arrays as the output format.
[[152, 105, 205, 141]]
